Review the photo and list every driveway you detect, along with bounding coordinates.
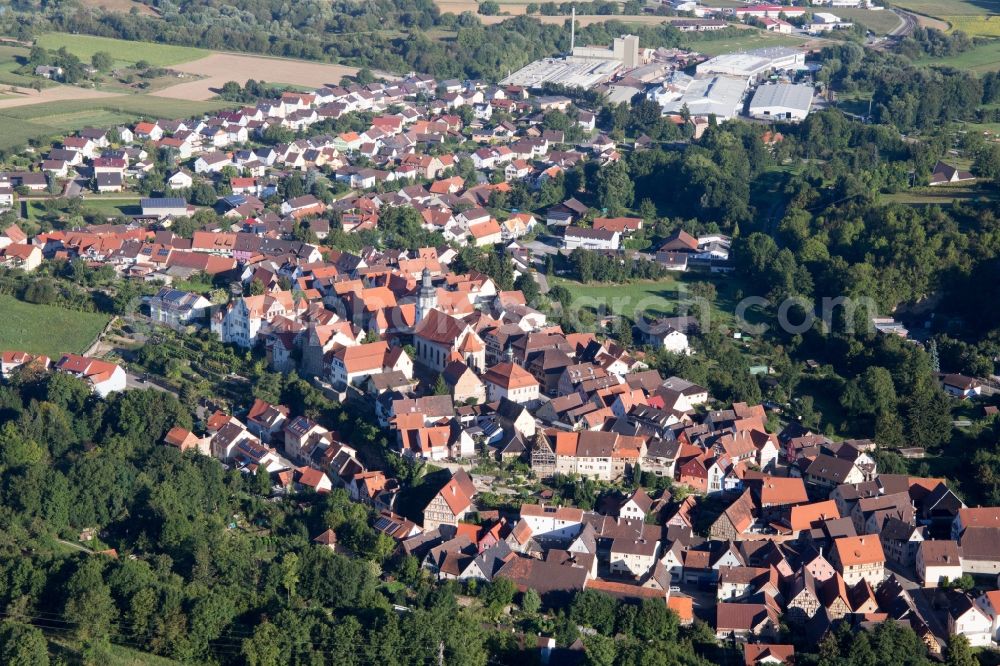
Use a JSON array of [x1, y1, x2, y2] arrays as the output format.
[[124, 371, 179, 397], [521, 238, 562, 258], [533, 271, 550, 294], [65, 177, 89, 198]]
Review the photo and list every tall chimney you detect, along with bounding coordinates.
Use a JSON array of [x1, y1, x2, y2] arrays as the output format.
[[570, 7, 576, 54]]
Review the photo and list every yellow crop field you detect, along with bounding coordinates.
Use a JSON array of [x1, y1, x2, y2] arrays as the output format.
[[944, 15, 1000, 35]]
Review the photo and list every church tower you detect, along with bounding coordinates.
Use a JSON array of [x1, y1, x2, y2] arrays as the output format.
[[416, 267, 437, 323]]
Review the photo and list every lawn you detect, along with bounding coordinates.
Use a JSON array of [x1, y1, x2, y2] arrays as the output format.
[[24, 196, 143, 222], [553, 275, 681, 320], [685, 30, 808, 56], [551, 273, 755, 330], [34, 33, 207, 68], [80, 196, 143, 218], [0, 294, 110, 357]]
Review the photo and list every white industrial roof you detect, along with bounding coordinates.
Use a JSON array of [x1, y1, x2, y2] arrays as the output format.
[[500, 57, 620, 89], [655, 74, 748, 120], [697, 46, 805, 77], [749, 83, 814, 112]]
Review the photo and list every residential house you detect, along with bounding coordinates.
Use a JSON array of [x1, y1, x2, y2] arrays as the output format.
[[831, 535, 885, 587], [442, 360, 487, 404], [518, 503, 585, 542], [940, 374, 982, 399], [715, 603, 780, 641], [0, 244, 42, 272], [149, 287, 212, 329], [743, 644, 794, 666], [482, 361, 541, 404], [949, 594, 994, 647], [246, 398, 290, 444], [916, 540, 962, 587], [422, 470, 477, 530], [609, 523, 661, 577], [562, 227, 620, 251], [54, 354, 127, 397]]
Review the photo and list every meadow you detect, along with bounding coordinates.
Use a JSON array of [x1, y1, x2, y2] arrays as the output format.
[[0, 45, 53, 88], [917, 38, 1000, 70], [830, 8, 905, 34], [34, 33, 206, 68], [0, 294, 110, 358], [882, 183, 996, 204]]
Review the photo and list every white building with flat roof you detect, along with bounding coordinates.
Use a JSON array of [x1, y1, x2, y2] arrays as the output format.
[[648, 73, 749, 121], [500, 57, 621, 89], [748, 83, 814, 121], [696, 47, 807, 81]]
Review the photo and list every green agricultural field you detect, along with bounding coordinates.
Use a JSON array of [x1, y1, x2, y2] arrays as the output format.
[[34, 33, 207, 67], [892, 0, 993, 17], [0, 117, 59, 151], [0, 96, 232, 121], [0, 95, 235, 151], [892, 0, 1000, 36], [0, 294, 110, 357], [944, 14, 1000, 36], [687, 30, 808, 56]]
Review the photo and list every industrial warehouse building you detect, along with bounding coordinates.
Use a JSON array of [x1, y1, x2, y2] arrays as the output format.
[[748, 83, 815, 121], [648, 72, 749, 121], [696, 47, 807, 81], [500, 35, 644, 90]]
